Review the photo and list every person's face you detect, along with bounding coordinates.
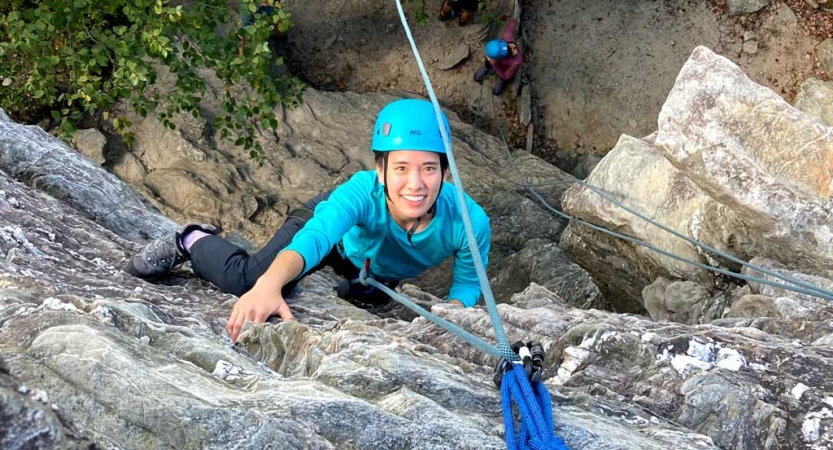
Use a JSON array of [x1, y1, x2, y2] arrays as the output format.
[[377, 150, 445, 224]]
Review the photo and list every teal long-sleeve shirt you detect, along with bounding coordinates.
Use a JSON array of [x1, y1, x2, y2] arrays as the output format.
[[283, 170, 491, 307]]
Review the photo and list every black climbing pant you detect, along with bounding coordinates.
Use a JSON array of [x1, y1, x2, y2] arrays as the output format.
[[188, 190, 397, 304]]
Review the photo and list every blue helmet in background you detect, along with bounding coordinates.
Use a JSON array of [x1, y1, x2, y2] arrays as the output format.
[[485, 39, 509, 59], [371, 99, 451, 154]]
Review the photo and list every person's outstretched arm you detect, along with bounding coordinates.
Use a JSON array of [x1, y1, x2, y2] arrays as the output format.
[[227, 249, 303, 341], [226, 172, 375, 340], [447, 201, 491, 307]]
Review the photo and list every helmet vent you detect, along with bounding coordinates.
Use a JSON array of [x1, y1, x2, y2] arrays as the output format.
[[383, 123, 391, 136]]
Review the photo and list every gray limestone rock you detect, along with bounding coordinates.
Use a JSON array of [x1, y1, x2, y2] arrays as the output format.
[[72, 128, 107, 165], [0, 356, 98, 449], [818, 38, 833, 74], [741, 257, 833, 318], [726, 0, 770, 16], [439, 44, 470, 70], [642, 278, 729, 324], [561, 134, 709, 311], [0, 159, 730, 450], [794, 77, 833, 127], [655, 46, 833, 272], [561, 46, 833, 321], [0, 115, 177, 242], [490, 238, 601, 308], [727, 293, 788, 319]]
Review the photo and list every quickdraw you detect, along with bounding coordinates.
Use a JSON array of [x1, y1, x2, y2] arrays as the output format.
[[493, 341, 546, 387]]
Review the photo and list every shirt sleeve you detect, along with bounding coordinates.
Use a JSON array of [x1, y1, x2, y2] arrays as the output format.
[[447, 202, 491, 307], [493, 56, 522, 81], [283, 173, 372, 275]]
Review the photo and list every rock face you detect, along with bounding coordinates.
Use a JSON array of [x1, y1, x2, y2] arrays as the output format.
[[642, 278, 730, 325], [0, 126, 729, 449], [0, 142, 830, 449], [1, 356, 97, 449], [0, 113, 178, 242], [560, 134, 709, 311], [561, 46, 833, 315], [726, 0, 771, 16], [794, 77, 833, 127]]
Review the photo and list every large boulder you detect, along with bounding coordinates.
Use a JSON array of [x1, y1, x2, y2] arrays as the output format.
[[561, 46, 833, 316], [560, 134, 709, 312], [793, 77, 833, 127], [655, 46, 833, 272]]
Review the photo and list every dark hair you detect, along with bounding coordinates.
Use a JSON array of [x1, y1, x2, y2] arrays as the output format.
[[373, 151, 449, 178]]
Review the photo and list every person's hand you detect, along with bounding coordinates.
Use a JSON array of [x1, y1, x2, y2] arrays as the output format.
[[227, 284, 295, 342], [446, 299, 464, 307], [486, 57, 495, 65]]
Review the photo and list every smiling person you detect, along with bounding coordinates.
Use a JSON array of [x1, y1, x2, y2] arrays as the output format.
[[124, 99, 492, 341]]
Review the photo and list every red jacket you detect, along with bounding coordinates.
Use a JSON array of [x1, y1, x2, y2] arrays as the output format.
[[492, 19, 523, 81]]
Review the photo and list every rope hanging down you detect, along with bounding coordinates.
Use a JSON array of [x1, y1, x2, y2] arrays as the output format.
[[391, 0, 516, 363], [502, 368, 569, 450], [385, 2, 571, 449]]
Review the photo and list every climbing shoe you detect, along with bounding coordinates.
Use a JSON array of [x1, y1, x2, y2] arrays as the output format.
[[438, 0, 453, 21], [124, 223, 218, 279], [474, 65, 494, 83], [459, 9, 473, 26]]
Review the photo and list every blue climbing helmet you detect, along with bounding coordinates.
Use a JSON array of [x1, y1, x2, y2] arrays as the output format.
[[371, 99, 451, 154], [485, 39, 509, 59]]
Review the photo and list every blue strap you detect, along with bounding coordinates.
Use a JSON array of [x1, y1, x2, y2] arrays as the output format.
[[501, 368, 569, 450]]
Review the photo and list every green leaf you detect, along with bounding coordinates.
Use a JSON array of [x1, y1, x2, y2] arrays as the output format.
[[2, 0, 304, 164]]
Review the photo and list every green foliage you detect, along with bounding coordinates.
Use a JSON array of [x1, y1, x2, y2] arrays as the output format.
[[0, 0, 304, 161]]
